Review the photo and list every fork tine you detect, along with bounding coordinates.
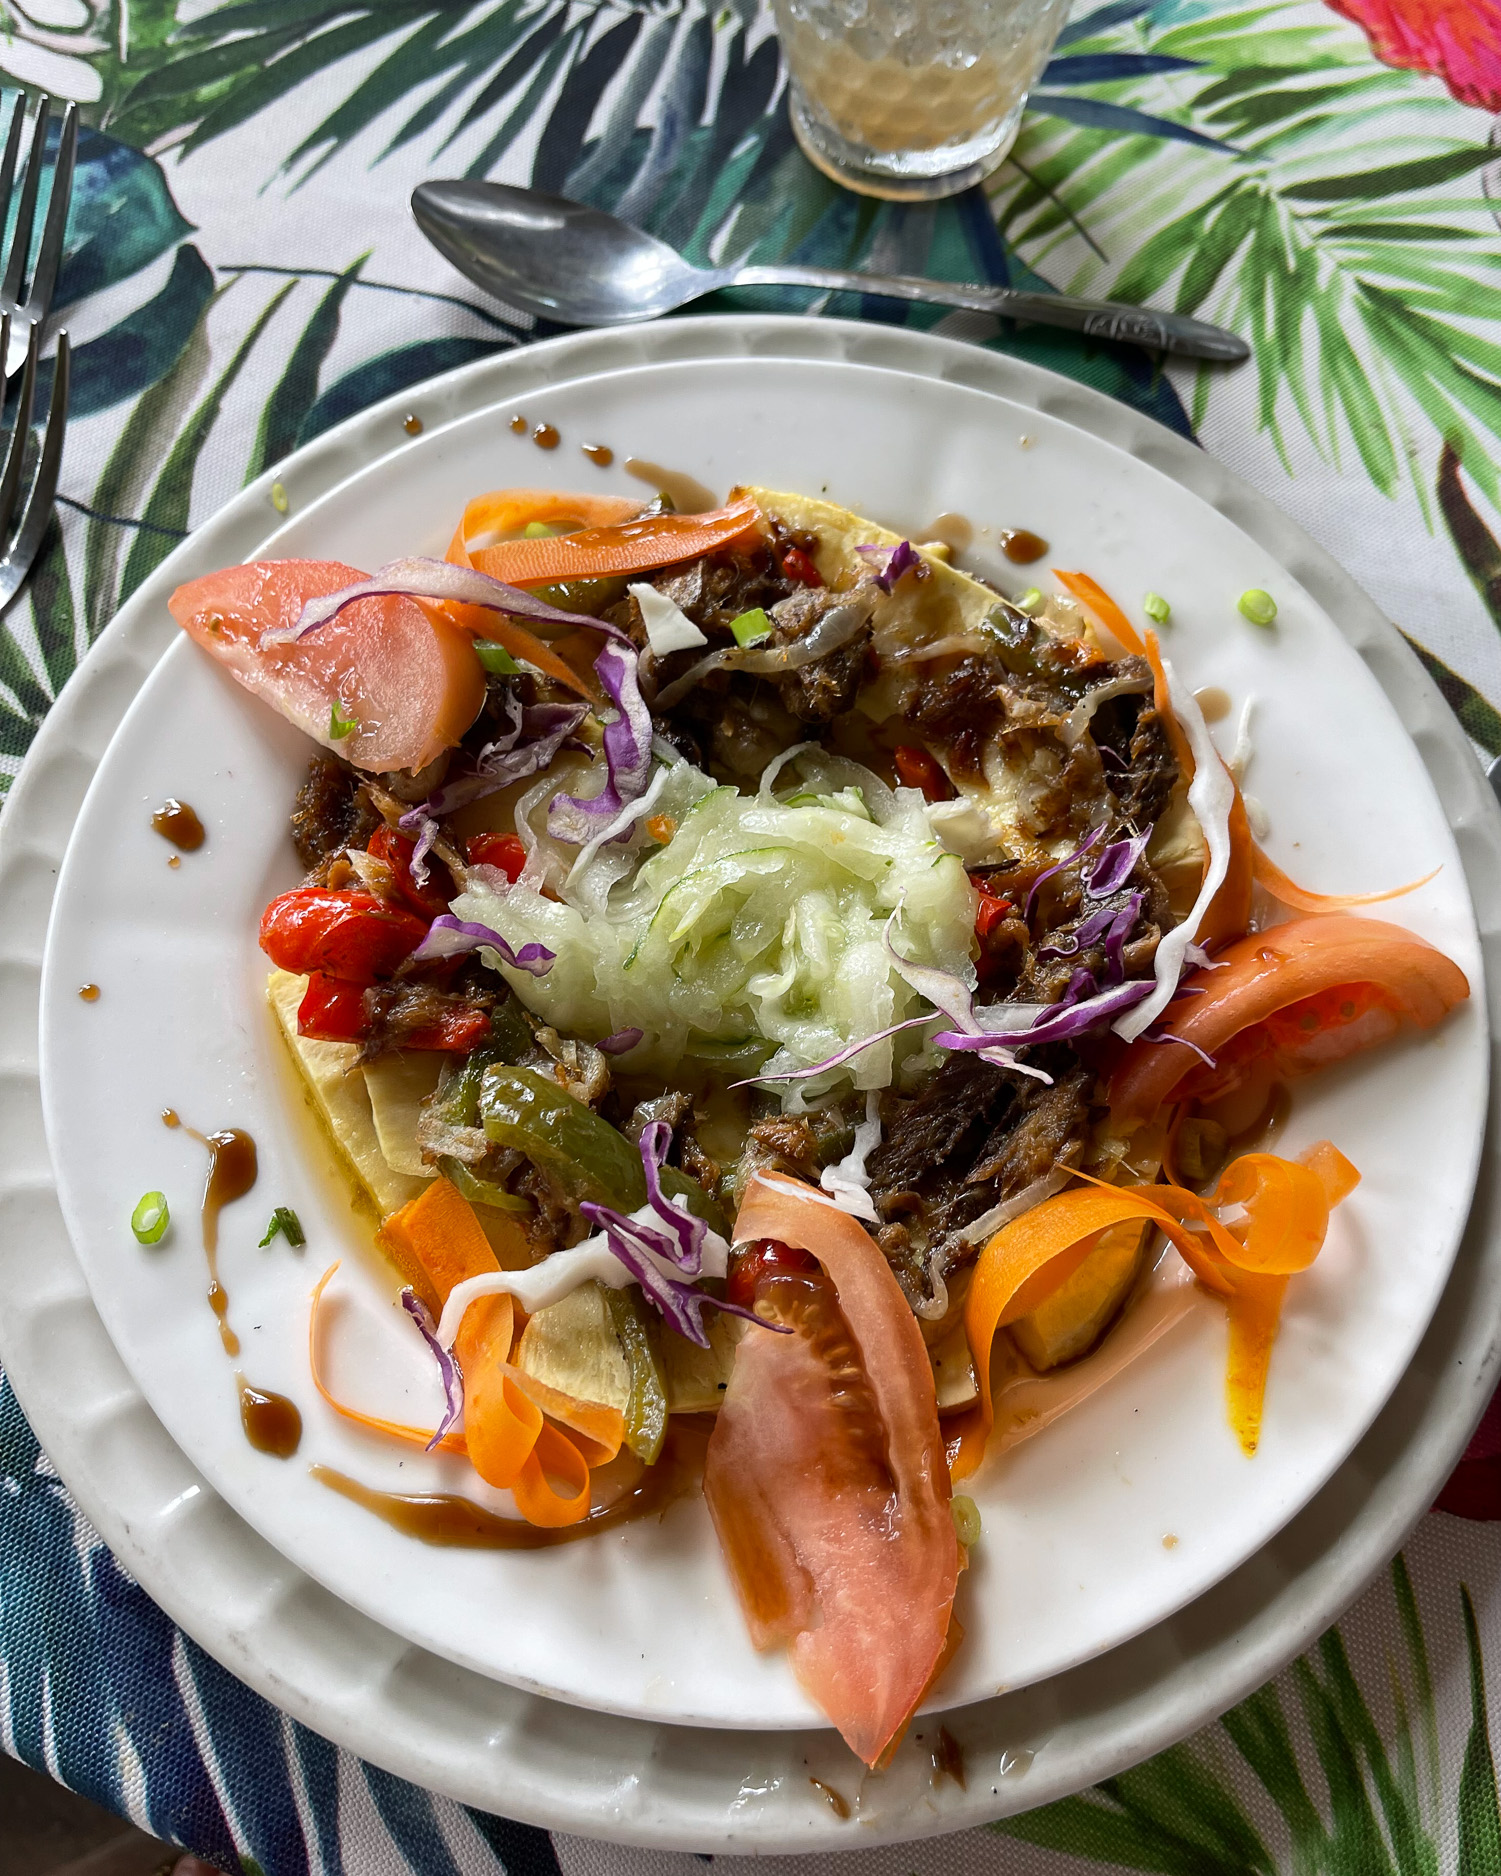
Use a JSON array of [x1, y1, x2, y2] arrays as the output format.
[[0, 320, 39, 540], [0, 97, 27, 299], [0, 327, 67, 620], [1, 97, 50, 315], [24, 101, 75, 325]]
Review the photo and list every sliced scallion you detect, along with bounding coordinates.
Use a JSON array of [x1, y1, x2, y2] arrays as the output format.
[[522, 520, 555, 538], [259, 1206, 306, 1249], [951, 1494, 981, 1548], [329, 699, 358, 739], [1238, 588, 1277, 627], [729, 607, 772, 647], [131, 1191, 169, 1245], [475, 640, 523, 676], [1143, 591, 1171, 624], [1016, 588, 1044, 615]]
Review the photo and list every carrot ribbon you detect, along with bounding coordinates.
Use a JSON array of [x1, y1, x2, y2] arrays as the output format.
[[952, 1143, 1359, 1471], [310, 1178, 623, 1526]]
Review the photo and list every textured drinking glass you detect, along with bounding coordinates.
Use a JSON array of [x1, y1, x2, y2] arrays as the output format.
[[771, 0, 1072, 200]]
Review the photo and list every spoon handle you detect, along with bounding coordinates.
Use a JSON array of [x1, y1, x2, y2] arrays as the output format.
[[729, 265, 1247, 364]]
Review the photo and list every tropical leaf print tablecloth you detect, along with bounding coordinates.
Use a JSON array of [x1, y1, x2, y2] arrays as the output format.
[[5, 2, 1501, 1870]]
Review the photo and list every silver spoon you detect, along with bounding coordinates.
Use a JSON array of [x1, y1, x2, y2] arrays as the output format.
[[412, 180, 1249, 365]]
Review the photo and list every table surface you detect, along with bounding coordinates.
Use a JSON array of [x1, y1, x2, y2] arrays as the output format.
[[5, 2, 1501, 1871]]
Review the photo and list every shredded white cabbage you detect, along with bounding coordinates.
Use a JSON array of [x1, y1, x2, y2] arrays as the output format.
[[451, 748, 976, 1110], [819, 1090, 882, 1220], [631, 582, 706, 656]]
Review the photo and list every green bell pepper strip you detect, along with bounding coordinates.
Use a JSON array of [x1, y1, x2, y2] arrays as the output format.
[[436, 1155, 531, 1213], [479, 1067, 728, 1235], [603, 1286, 669, 1463]]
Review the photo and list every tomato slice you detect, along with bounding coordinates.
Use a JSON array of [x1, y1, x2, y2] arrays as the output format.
[[170, 559, 484, 774], [464, 831, 527, 881], [1109, 913, 1469, 1129], [705, 1174, 959, 1767], [368, 824, 448, 918]]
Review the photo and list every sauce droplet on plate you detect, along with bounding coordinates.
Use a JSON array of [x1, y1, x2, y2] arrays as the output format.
[[582, 442, 613, 466], [239, 1379, 302, 1457], [1000, 529, 1048, 565], [926, 511, 974, 554], [532, 422, 560, 449], [809, 1778, 850, 1819], [930, 1725, 967, 1789], [1194, 686, 1232, 723], [509, 414, 526, 434], [624, 458, 717, 515], [78, 983, 100, 1002], [163, 1113, 258, 1356], [402, 413, 423, 436], [151, 799, 205, 851]]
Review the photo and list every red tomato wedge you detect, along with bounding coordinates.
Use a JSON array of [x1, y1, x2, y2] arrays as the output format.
[[706, 1173, 960, 1767], [169, 559, 485, 773], [1109, 914, 1469, 1129]]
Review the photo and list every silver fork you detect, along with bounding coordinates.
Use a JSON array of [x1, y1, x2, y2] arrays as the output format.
[[0, 94, 76, 616], [0, 318, 69, 616], [0, 93, 77, 366]]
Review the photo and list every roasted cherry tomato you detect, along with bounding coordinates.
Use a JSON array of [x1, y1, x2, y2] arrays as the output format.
[[367, 824, 447, 918], [402, 1005, 492, 1052], [974, 887, 1013, 941], [725, 1237, 818, 1312], [296, 971, 368, 1041], [260, 889, 428, 982], [780, 544, 823, 587], [893, 744, 953, 803], [464, 831, 527, 882]]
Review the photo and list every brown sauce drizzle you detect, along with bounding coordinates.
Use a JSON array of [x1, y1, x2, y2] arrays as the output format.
[[150, 799, 204, 851], [239, 1380, 302, 1458], [532, 422, 560, 450], [509, 414, 526, 434], [624, 458, 717, 515], [162, 1111, 258, 1356], [78, 983, 100, 1002], [1000, 528, 1048, 565], [582, 442, 613, 466], [312, 1421, 706, 1549], [1195, 685, 1232, 724], [402, 413, 424, 436], [809, 1777, 850, 1818], [930, 1725, 967, 1789]]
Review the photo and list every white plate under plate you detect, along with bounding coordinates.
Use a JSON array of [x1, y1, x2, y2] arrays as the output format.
[[4, 318, 1501, 1848]]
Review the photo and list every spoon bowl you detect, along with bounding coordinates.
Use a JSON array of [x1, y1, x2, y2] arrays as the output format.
[[413, 181, 713, 325]]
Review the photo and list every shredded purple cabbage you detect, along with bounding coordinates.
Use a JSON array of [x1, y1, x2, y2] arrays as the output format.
[[1024, 824, 1107, 921], [405, 813, 439, 890], [411, 914, 554, 977], [1088, 826, 1154, 898], [260, 556, 629, 647], [1102, 895, 1143, 981], [597, 1027, 644, 1056], [1140, 1028, 1217, 1069], [547, 638, 653, 844], [874, 539, 920, 593], [400, 1287, 463, 1451], [585, 1204, 768, 1347], [635, 1119, 707, 1274], [934, 976, 1154, 1052]]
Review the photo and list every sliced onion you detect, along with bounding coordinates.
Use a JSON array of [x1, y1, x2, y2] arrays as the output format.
[[883, 633, 994, 665], [818, 1091, 882, 1222], [261, 555, 625, 647], [959, 1167, 1071, 1245], [1059, 671, 1153, 747]]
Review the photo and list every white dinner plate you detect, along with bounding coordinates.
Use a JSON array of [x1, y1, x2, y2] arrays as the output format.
[[35, 333, 1487, 1733]]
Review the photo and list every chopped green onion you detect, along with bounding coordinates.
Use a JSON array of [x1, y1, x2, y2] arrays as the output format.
[[259, 1206, 306, 1249], [1238, 588, 1277, 627], [522, 520, 555, 538], [1016, 588, 1044, 615], [475, 640, 523, 676], [1143, 591, 1171, 625], [951, 1494, 981, 1548], [131, 1191, 169, 1245], [729, 606, 773, 647], [328, 699, 358, 740], [270, 481, 289, 514]]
